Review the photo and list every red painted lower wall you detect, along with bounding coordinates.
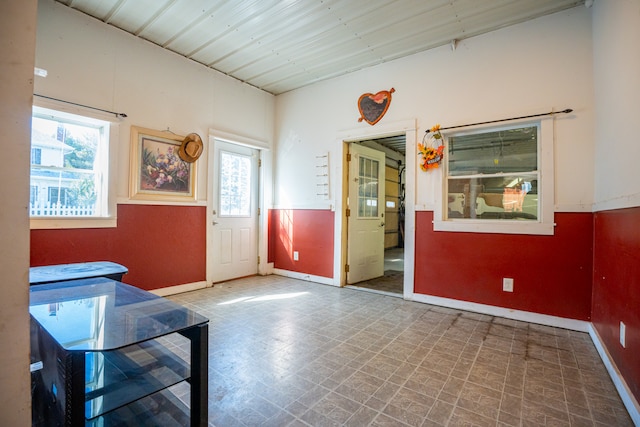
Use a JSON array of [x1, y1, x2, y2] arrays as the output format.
[[415, 211, 593, 320], [268, 209, 334, 278], [592, 207, 640, 403], [30, 204, 206, 290]]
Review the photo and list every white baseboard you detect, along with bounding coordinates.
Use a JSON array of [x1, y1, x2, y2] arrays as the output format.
[[272, 268, 336, 286], [589, 324, 640, 426], [150, 280, 209, 296], [411, 293, 590, 332]]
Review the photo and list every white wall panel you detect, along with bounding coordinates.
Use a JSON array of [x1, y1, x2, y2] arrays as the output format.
[[35, 0, 275, 205], [592, 0, 640, 211], [274, 7, 595, 212]]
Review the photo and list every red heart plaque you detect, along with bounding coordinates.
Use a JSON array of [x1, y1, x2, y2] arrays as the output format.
[[358, 88, 395, 125]]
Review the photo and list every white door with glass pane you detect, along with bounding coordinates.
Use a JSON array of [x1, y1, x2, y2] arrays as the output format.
[[347, 144, 386, 284], [211, 140, 259, 283]]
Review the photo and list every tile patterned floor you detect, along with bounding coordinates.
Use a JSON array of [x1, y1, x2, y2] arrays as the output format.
[[166, 275, 633, 427]]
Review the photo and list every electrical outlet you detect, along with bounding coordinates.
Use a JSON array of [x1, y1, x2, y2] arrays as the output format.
[[503, 278, 514, 292], [620, 321, 626, 348], [293, 251, 299, 261]]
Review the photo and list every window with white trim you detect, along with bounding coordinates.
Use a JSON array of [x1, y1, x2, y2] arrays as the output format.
[[434, 119, 554, 235], [30, 105, 117, 228]]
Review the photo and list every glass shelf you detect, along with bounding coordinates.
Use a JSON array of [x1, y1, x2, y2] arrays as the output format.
[[29, 277, 208, 351], [84, 337, 190, 420], [86, 388, 190, 427]]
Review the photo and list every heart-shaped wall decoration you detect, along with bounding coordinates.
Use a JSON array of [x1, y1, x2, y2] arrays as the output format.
[[357, 88, 395, 125]]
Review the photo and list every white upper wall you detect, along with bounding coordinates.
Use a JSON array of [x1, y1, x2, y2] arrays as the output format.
[[274, 7, 595, 212], [592, 0, 640, 211], [35, 0, 275, 205]]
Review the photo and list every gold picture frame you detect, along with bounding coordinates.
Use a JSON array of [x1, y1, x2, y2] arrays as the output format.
[[129, 126, 196, 202]]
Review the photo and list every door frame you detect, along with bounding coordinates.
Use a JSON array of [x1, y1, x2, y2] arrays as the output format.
[[335, 119, 417, 300], [206, 129, 272, 287]]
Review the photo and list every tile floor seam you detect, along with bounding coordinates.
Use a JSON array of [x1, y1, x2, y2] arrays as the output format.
[[573, 347, 599, 426], [353, 315, 446, 427], [347, 327, 415, 426], [434, 314, 482, 427], [556, 339, 575, 427], [508, 324, 525, 427], [300, 315, 398, 425]]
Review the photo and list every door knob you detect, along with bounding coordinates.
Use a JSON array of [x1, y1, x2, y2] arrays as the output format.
[[212, 221, 218, 225], [379, 222, 385, 227]]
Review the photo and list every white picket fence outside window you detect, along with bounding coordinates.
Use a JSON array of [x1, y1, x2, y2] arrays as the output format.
[[30, 202, 96, 217]]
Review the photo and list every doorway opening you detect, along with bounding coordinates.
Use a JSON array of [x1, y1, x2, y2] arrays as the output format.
[[345, 134, 406, 297]]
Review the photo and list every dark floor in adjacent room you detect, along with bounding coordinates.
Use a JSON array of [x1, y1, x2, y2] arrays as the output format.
[[164, 275, 633, 426], [349, 247, 404, 296]]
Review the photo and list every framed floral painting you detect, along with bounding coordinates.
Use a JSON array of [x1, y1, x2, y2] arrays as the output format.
[[129, 126, 196, 202]]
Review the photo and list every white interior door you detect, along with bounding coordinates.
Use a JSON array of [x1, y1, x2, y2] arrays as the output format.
[[211, 140, 259, 282], [347, 143, 385, 284]]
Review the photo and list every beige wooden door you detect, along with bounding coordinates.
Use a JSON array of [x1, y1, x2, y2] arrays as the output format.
[[347, 144, 385, 284]]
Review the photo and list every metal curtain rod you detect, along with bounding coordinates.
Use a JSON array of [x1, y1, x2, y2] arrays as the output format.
[[34, 94, 128, 118], [425, 108, 573, 134]]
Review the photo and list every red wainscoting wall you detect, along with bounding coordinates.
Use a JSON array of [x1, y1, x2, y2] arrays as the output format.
[[268, 209, 334, 278], [415, 211, 593, 320], [592, 207, 640, 403], [30, 204, 206, 290]]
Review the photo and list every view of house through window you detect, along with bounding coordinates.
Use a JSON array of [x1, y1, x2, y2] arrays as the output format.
[[219, 150, 251, 216], [446, 125, 539, 220], [30, 107, 109, 217]]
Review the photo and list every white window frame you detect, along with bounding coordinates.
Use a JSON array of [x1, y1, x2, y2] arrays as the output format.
[[30, 99, 118, 229], [433, 117, 554, 235]]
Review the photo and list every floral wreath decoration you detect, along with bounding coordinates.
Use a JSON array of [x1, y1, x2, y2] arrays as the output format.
[[418, 124, 445, 171]]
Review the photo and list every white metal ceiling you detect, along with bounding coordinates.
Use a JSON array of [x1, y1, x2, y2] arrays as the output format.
[[54, 0, 584, 95]]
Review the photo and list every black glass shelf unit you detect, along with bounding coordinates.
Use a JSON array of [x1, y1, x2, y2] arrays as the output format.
[[30, 277, 208, 426]]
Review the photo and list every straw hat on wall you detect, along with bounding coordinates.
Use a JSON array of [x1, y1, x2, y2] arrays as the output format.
[[178, 133, 203, 163]]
